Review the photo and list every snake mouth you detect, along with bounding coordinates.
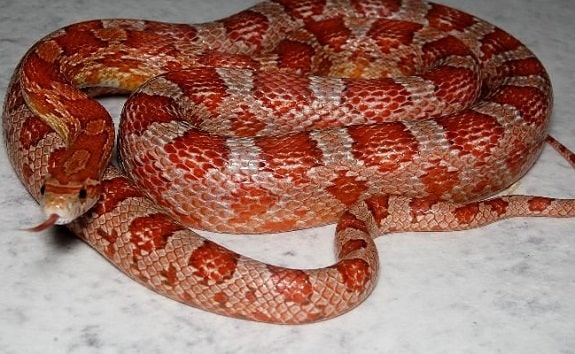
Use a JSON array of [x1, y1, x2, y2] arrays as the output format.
[[24, 214, 60, 232]]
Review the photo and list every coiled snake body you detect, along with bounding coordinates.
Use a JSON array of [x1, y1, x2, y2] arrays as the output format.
[[3, 0, 575, 323]]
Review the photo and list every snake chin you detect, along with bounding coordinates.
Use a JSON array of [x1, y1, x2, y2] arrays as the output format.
[[24, 195, 83, 232], [25, 193, 91, 232]]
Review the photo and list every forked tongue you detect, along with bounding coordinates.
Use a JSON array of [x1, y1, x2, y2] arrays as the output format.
[[24, 214, 60, 232]]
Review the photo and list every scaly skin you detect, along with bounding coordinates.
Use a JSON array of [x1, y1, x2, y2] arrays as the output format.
[[3, 0, 575, 323]]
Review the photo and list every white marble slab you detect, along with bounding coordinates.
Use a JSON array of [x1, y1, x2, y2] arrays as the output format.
[[1, 0, 574, 353]]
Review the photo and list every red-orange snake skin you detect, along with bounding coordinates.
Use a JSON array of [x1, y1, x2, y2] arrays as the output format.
[[3, 0, 575, 323]]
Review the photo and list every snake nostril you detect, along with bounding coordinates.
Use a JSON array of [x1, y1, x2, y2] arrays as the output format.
[[78, 188, 87, 200]]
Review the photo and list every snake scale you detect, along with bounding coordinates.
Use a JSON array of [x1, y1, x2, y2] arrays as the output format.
[[3, 0, 575, 323]]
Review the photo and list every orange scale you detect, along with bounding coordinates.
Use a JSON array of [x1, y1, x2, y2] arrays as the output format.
[[426, 3, 476, 33], [220, 10, 270, 48], [527, 197, 553, 213], [484, 198, 510, 216], [333, 259, 371, 292]]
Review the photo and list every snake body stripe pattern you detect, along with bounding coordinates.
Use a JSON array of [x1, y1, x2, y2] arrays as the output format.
[[3, 0, 575, 323]]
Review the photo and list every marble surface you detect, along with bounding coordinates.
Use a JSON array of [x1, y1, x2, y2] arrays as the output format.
[[1, 0, 575, 352]]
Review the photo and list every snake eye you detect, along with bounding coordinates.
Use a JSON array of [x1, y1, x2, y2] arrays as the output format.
[[78, 188, 87, 200], [40, 184, 46, 196]]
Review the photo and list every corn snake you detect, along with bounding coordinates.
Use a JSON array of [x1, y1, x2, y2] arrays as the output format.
[[3, 0, 575, 324]]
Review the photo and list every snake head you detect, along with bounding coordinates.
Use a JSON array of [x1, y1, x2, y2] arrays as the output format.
[[26, 176, 101, 232]]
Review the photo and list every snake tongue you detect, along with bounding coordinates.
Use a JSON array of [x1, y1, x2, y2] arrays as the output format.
[[24, 214, 60, 232]]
